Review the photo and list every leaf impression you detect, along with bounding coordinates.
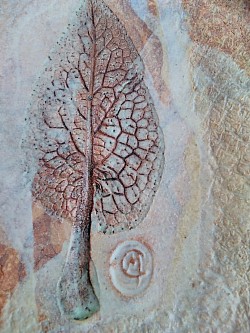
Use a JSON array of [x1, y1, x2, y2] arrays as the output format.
[[28, 0, 164, 320]]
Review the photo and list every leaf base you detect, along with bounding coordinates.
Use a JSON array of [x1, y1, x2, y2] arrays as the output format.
[[57, 274, 100, 320]]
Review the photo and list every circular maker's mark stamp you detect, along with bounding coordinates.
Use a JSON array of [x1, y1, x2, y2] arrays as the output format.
[[109, 240, 153, 296]]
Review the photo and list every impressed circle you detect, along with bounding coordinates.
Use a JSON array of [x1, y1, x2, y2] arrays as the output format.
[[109, 240, 153, 296]]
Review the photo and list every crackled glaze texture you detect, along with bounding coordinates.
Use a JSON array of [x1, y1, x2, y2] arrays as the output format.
[[29, 0, 164, 233], [0, 0, 249, 332]]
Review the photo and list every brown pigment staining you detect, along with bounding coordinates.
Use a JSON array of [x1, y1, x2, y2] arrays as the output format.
[[0, 244, 26, 319], [142, 35, 168, 103], [108, 0, 169, 105], [109, 0, 151, 48], [182, 0, 250, 74], [148, 0, 159, 17], [33, 203, 71, 271]]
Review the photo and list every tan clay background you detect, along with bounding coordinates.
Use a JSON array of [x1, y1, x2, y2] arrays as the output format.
[[0, 0, 249, 332]]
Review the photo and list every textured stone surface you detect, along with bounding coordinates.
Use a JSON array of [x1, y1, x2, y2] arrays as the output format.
[[0, 243, 26, 321], [0, 0, 249, 332]]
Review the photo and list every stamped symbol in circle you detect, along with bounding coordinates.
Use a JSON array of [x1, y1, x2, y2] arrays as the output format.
[[109, 240, 153, 296]]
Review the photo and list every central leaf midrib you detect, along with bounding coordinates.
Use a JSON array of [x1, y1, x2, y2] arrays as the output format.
[[84, 1, 96, 214]]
